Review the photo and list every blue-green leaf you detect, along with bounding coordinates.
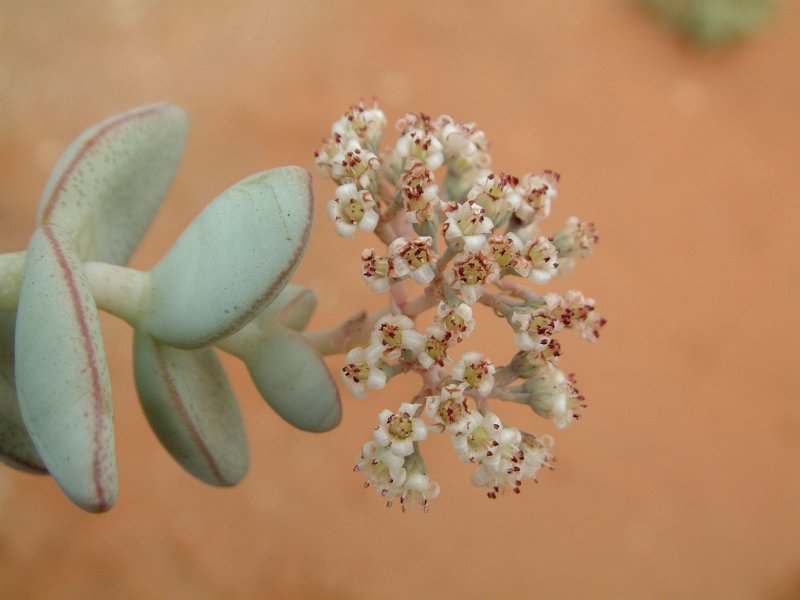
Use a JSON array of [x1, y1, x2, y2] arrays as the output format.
[[252, 284, 317, 331], [15, 226, 116, 512], [245, 324, 340, 433], [38, 103, 188, 265], [134, 331, 248, 486], [140, 166, 314, 348]]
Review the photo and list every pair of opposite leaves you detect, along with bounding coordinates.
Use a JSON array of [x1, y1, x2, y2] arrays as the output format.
[[0, 103, 340, 512]]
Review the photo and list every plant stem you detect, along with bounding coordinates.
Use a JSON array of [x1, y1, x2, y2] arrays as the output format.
[[83, 261, 150, 326]]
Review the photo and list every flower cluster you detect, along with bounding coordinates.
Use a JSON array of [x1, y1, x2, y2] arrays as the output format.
[[316, 101, 605, 511]]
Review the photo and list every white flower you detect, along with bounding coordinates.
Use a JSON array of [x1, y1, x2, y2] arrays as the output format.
[[563, 290, 606, 341], [523, 236, 559, 284], [467, 171, 522, 225], [435, 114, 491, 172], [451, 352, 496, 396], [515, 339, 562, 375], [509, 306, 561, 352], [356, 443, 440, 511], [399, 160, 440, 226], [435, 302, 475, 345], [442, 200, 494, 252], [332, 100, 387, 151], [327, 183, 379, 238], [519, 433, 554, 481], [330, 139, 381, 190], [314, 135, 343, 180], [515, 170, 559, 225], [451, 411, 503, 464], [341, 345, 387, 399], [387, 236, 438, 285], [370, 313, 426, 360], [470, 425, 525, 498], [395, 113, 444, 170], [553, 216, 598, 259], [374, 403, 428, 457], [355, 441, 406, 497], [544, 291, 606, 342], [360, 248, 392, 293], [425, 382, 480, 434], [418, 324, 450, 369], [397, 469, 440, 512], [487, 233, 531, 277], [388, 451, 440, 512], [445, 249, 499, 305], [523, 363, 585, 429]]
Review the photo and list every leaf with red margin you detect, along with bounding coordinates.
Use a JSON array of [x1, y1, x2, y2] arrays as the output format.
[[38, 103, 188, 266], [251, 284, 317, 332], [140, 166, 314, 349], [15, 225, 116, 512], [134, 330, 248, 486]]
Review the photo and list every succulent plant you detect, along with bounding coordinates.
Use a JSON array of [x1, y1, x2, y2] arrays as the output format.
[[0, 103, 344, 512], [1, 100, 608, 515]]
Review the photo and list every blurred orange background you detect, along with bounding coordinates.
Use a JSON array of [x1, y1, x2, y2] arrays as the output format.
[[1, 1, 799, 598]]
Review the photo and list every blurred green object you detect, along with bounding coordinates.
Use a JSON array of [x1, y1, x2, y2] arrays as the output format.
[[642, 0, 779, 45]]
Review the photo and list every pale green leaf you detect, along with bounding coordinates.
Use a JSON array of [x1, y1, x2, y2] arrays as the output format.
[[141, 166, 313, 348], [134, 331, 248, 486], [246, 324, 340, 432], [252, 284, 317, 331], [15, 226, 116, 512], [38, 103, 188, 265]]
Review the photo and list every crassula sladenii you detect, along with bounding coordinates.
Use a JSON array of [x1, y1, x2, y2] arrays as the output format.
[[0, 103, 358, 512], [0, 101, 606, 516], [316, 101, 606, 511]]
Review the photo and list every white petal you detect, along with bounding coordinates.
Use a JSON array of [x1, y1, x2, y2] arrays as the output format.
[[411, 263, 435, 285], [367, 368, 387, 389], [366, 278, 391, 293], [461, 284, 484, 305], [417, 353, 434, 370], [530, 269, 553, 285], [515, 332, 536, 351], [401, 329, 426, 355], [463, 235, 487, 253], [411, 418, 428, 441], [327, 199, 340, 221], [335, 220, 358, 239], [477, 379, 494, 397], [373, 426, 392, 448], [359, 208, 379, 232], [366, 343, 386, 365], [390, 437, 414, 457], [405, 472, 430, 493]]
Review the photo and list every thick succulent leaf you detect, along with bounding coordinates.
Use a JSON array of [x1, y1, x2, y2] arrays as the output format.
[[15, 226, 116, 512], [252, 284, 317, 332], [245, 324, 340, 432], [38, 103, 188, 265], [140, 166, 313, 348], [0, 311, 47, 474], [0, 251, 25, 312], [134, 331, 248, 486]]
